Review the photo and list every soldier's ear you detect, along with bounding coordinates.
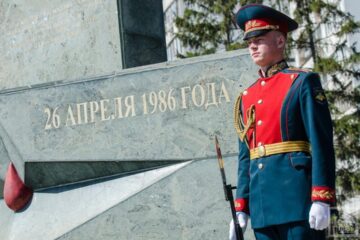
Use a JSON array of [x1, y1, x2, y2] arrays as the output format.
[[277, 33, 286, 49]]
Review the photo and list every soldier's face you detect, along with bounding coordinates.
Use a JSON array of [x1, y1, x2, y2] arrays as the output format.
[[247, 31, 285, 68]]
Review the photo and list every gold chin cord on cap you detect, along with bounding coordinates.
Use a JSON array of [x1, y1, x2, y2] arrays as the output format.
[[233, 93, 255, 148]]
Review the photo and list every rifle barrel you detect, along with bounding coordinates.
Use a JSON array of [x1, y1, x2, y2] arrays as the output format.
[[214, 136, 244, 240]]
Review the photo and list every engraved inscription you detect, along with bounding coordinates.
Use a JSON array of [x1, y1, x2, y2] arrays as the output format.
[[42, 81, 231, 130]]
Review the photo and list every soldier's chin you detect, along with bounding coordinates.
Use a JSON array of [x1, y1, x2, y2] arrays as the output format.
[[252, 57, 264, 66]]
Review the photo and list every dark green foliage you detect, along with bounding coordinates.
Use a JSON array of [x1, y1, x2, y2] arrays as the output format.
[[328, 212, 360, 240], [175, 0, 264, 57]]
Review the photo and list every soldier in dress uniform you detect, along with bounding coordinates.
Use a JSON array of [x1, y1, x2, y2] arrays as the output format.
[[229, 4, 336, 240]]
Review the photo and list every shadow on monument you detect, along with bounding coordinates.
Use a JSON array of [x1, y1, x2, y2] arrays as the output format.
[[27, 160, 188, 193]]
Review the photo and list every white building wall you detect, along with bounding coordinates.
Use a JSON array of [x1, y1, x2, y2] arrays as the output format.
[[344, 0, 360, 87], [163, 0, 186, 60]]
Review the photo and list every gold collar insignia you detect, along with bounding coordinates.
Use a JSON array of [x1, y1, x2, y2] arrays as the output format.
[[265, 61, 288, 77]]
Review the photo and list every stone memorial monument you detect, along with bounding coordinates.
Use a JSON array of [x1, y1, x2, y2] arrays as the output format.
[[0, 1, 257, 239]]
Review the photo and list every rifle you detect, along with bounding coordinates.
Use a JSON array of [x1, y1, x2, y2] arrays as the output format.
[[215, 136, 244, 240]]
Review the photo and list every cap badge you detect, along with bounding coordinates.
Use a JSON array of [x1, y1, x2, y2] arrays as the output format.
[[245, 20, 261, 31]]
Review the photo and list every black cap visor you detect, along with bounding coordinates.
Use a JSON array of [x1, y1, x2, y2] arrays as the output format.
[[243, 29, 272, 41]]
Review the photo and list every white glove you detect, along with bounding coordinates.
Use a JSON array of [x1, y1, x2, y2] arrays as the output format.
[[229, 212, 248, 240], [309, 202, 330, 230]]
